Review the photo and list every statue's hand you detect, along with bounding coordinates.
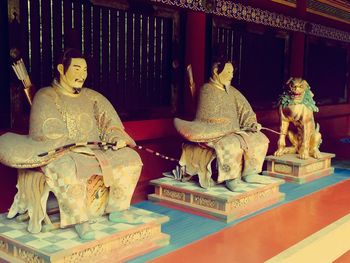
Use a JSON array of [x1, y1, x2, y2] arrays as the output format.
[[250, 123, 262, 132], [105, 128, 136, 148], [242, 123, 261, 133], [112, 140, 127, 150], [71, 146, 95, 156], [107, 137, 127, 150]]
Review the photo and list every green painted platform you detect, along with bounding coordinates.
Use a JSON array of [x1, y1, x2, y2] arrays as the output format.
[[264, 152, 335, 184], [149, 176, 285, 223], [0, 207, 169, 263]]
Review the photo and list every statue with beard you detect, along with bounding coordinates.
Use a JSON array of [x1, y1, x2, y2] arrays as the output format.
[[0, 48, 142, 240]]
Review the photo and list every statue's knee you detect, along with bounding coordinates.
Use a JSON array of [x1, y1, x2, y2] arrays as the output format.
[[66, 184, 86, 198], [44, 155, 77, 182], [258, 132, 270, 144]]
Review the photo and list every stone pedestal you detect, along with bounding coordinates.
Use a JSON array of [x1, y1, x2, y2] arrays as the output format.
[[0, 207, 169, 263], [148, 177, 285, 223], [264, 152, 335, 184]]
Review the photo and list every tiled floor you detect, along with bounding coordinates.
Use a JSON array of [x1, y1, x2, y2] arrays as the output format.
[[0, 207, 168, 259]]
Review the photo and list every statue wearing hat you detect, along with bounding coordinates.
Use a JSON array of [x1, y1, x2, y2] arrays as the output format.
[[174, 60, 273, 191], [0, 48, 142, 240]]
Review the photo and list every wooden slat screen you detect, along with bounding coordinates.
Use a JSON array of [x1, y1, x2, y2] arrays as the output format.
[[216, 27, 236, 63], [15, 0, 175, 120], [0, 1, 11, 128], [239, 31, 288, 109], [304, 37, 348, 105], [211, 19, 290, 110]]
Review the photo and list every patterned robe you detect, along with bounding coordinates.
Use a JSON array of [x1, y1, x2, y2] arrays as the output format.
[[175, 80, 269, 182], [0, 83, 142, 227]]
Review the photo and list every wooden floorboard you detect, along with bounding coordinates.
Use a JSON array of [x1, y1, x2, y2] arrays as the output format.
[[151, 179, 350, 263]]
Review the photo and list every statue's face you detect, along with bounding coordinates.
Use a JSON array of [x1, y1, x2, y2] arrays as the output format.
[[216, 63, 234, 88], [288, 78, 307, 102], [58, 58, 87, 94]]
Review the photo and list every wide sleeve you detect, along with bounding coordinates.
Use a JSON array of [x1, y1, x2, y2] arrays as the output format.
[[0, 88, 69, 168], [233, 88, 258, 129], [195, 84, 231, 125], [29, 88, 69, 144]]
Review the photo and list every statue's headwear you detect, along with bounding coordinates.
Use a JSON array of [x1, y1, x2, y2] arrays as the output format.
[[55, 48, 86, 79], [211, 43, 237, 75]]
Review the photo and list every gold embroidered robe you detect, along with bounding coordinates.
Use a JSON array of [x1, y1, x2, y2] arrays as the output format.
[[0, 85, 142, 227], [175, 81, 269, 182]]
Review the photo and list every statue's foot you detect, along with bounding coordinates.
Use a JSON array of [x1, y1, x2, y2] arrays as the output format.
[[298, 152, 310, 159], [200, 178, 216, 189], [75, 222, 95, 240], [109, 210, 143, 225], [225, 178, 249, 192], [274, 148, 285, 157], [311, 150, 322, 159], [15, 213, 30, 222], [42, 224, 55, 233], [243, 174, 274, 184], [209, 178, 216, 187]]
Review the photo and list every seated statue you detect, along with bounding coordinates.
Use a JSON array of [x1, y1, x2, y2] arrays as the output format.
[[0, 48, 142, 240], [174, 60, 273, 191], [274, 77, 322, 159]]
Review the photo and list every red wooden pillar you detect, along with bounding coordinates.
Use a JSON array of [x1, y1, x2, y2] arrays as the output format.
[[290, 0, 306, 77], [184, 11, 206, 117]]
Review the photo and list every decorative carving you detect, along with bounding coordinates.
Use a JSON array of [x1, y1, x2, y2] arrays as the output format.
[[229, 187, 277, 209], [201, 0, 216, 12], [162, 188, 186, 201], [65, 244, 106, 263], [151, 0, 350, 43], [193, 195, 218, 209], [305, 161, 324, 173], [16, 247, 44, 263], [0, 240, 8, 252], [120, 228, 153, 246], [309, 22, 350, 42], [274, 163, 292, 174], [259, 187, 277, 197]]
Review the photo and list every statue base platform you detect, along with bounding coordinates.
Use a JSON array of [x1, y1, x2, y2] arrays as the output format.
[[148, 177, 285, 223], [263, 152, 335, 184], [0, 207, 169, 263]]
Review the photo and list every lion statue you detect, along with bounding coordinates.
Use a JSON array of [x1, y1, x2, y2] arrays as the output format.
[[274, 78, 322, 159]]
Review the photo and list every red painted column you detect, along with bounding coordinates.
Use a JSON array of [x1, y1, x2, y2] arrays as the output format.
[[184, 11, 206, 118], [290, 0, 307, 77]]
